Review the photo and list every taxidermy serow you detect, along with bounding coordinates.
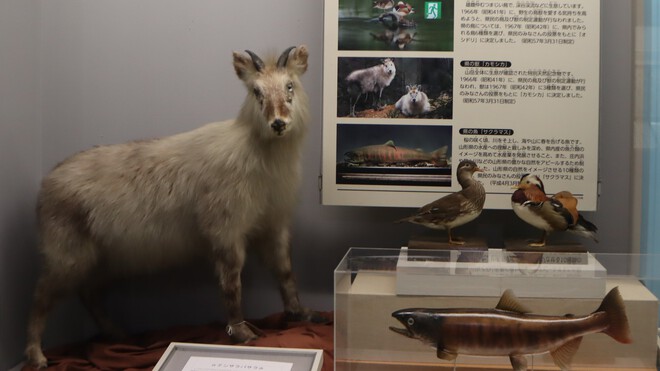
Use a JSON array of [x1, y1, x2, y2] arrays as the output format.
[[511, 174, 598, 247], [344, 140, 447, 166], [346, 58, 396, 116], [395, 84, 431, 116], [25, 45, 322, 368], [390, 287, 631, 371]]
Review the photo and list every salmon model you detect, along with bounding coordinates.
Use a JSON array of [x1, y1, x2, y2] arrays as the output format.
[[344, 140, 447, 166], [390, 287, 631, 371]]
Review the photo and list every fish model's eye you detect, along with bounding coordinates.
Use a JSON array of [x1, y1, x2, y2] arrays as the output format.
[[407, 317, 415, 326]]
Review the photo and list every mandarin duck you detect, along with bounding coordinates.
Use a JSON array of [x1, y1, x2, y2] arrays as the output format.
[[394, 1, 415, 15], [373, 0, 395, 10], [397, 160, 486, 245], [511, 174, 598, 247], [377, 2, 416, 29]]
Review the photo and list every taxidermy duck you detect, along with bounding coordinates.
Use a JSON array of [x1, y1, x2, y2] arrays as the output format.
[[397, 160, 486, 245], [511, 174, 598, 247]]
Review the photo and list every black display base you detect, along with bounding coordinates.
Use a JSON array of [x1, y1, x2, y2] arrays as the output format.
[[407, 234, 487, 250]]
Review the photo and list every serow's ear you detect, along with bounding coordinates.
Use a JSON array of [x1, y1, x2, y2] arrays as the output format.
[[282, 45, 308, 76], [233, 50, 263, 82]]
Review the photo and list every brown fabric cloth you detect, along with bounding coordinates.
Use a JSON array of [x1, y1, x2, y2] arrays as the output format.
[[23, 312, 334, 371]]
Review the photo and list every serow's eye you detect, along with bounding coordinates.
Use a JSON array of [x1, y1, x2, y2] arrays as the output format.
[[407, 317, 415, 326], [287, 82, 294, 92], [253, 88, 262, 99]]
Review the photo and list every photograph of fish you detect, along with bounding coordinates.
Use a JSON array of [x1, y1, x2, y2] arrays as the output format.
[[337, 57, 453, 119], [338, 0, 454, 51], [389, 287, 632, 371], [337, 124, 451, 186]]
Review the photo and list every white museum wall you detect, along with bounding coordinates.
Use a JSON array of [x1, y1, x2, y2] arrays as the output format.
[[0, 0, 636, 368]]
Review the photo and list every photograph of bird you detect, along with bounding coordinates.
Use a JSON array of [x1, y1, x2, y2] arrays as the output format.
[[373, 0, 395, 9], [397, 160, 486, 245], [393, 1, 414, 16], [377, 1, 416, 29], [511, 174, 598, 247]]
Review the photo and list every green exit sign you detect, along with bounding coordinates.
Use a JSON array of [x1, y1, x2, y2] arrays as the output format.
[[425, 2, 442, 19]]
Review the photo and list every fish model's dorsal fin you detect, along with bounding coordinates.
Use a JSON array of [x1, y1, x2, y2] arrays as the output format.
[[384, 140, 396, 149], [433, 145, 448, 156], [496, 290, 532, 314], [550, 337, 582, 370]]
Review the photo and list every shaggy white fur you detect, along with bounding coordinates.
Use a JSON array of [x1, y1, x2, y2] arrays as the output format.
[[26, 45, 313, 368]]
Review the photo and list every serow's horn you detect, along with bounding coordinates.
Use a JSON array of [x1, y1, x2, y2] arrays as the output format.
[[244, 50, 265, 72], [277, 46, 296, 69]]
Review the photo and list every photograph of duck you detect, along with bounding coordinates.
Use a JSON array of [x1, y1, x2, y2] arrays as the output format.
[[338, 0, 454, 51], [511, 174, 598, 247]]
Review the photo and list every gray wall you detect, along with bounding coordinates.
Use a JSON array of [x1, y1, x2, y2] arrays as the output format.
[[0, 0, 41, 368], [0, 0, 635, 367]]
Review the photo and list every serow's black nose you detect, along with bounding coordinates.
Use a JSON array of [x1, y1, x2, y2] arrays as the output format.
[[271, 119, 286, 134]]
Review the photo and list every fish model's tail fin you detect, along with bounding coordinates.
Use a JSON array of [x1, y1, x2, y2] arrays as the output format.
[[596, 287, 632, 344], [551, 287, 631, 369]]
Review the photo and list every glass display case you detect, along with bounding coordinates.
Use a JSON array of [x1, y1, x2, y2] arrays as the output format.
[[335, 247, 659, 370]]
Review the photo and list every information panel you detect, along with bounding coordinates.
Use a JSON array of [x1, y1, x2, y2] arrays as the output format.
[[322, 0, 600, 209]]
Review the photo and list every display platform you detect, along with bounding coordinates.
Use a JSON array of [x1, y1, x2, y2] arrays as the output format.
[[396, 247, 606, 298], [335, 248, 660, 370]]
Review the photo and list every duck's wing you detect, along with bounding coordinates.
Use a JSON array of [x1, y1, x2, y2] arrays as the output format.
[[551, 191, 579, 225], [533, 196, 573, 230], [414, 192, 470, 222]]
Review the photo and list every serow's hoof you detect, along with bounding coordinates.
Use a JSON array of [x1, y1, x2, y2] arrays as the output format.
[[226, 321, 260, 343], [25, 345, 48, 369]]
